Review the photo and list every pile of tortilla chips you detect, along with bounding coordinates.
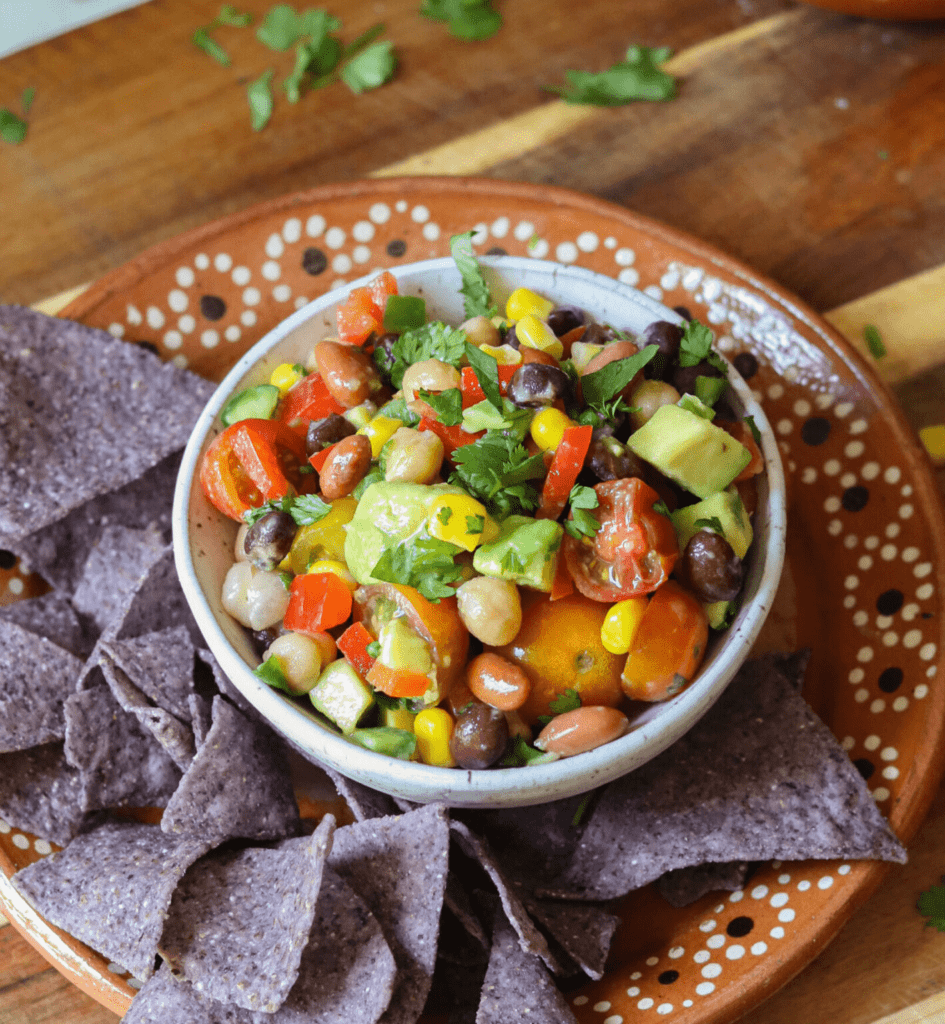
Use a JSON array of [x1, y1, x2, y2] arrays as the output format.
[[0, 309, 907, 1024]]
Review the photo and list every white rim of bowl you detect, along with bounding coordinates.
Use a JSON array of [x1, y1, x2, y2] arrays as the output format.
[[173, 256, 787, 807]]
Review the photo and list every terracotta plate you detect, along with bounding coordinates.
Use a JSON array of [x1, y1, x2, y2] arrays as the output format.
[[2, 177, 943, 1024]]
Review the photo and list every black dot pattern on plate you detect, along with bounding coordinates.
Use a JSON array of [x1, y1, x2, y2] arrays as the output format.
[[0, 549, 16, 570], [801, 417, 831, 446], [672, 305, 692, 320], [200, 295, 226, 321], [842, 485, 870, 512], [726, 916, 754, 938], [135, 340, 160, 357], [878, 667, 904, 693], [854, 758, 875, 780], [301, 247, 328, 275], [876, 589, 904, 616], [386, 239, 407, 257], [658, 970, 679, 985], [732, 351, 759, 380], [485, 246, 507, 256]]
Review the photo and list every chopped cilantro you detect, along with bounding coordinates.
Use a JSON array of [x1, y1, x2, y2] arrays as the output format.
[[678, 320, 727, 374], [384, 294, 427, 333], [21, 87, 35, 114], [547, 44, 676, 106], [918, 879, 945, 931], [377, 396, 421, 427], [464, 341, 502, 410], [418, 387, 464, 426], [537, 687, 582, 725], [193, 4, 252, 65], [864, 324, 887, 359], [341, 39, 396, 93], [449, 433, 545, 519], [278, 570, 294, 590], [242, 493, 332, 527], [500, 735, 552, 767], [743, 415, 762, 445], [256, 3, 320, 49], [437, 505, 454, 526], [580, 345, 658, 411], [500, 548, 527, 575], [571, 789, 595, 827], [693, 516, 725, 535], [0, 87, 35, 145], [253, 655, 291, 692], [375, 321, 466, 388], [421, 0, 502, 40], [366, 640, 382, 659], [450, 232, 497, 318], [462, 398, 533, 440], [652, 499, 672, 518], [465, 514, 485, 536], [371, 535, 464, 602], [247, 69, 275, 131], [565, 485, 600, 540]]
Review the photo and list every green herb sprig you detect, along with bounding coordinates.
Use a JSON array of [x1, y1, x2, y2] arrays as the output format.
[[0, 88, 35, 145], [547, 45, 676, 106]]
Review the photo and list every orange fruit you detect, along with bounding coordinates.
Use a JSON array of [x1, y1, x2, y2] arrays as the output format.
[[487, 592, 624, 726]]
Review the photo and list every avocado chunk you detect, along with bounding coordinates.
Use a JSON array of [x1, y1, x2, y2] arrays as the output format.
[[344, 480, 465, 585], [703, 599, 736, 630], [627, 404, 751, 499], [310, 660, 375, 734], [670, 488, 753, 559], [472, 515, 563, 592]]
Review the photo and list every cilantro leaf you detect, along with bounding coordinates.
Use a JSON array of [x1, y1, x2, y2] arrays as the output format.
[[465, 514, 485, 535], [571, 789, 595, 827], [543, 687, 582, 722], [449, 433, 545, 519], [678, 319, 727, 375], [253, 654, 292, 692], [0, 108, 28, 145], [377, 321, 466, 388], [693, 516, 725, 535], [918, 880, 945, 932], [437, 506, 453, 525], [421, 0, 502, 41], [547, 44, 676, 106], [565, 484, 600, 540], [580, 345, 658, 410], [450, 231, 497, 318], [193, 5, 251, 64], [290, 494, 333, 525], [256, 3, 310, 49], [500, 548, 527, 575], [652, 498, 671, 518], [247, 69, 275, 131], [418, 387, 463, 426], [21, 87, 35, 114], [341, 39, 396, 93], [864, 324, 887, 359], [744, 415, 762, 445], [500, 735, 554, 767], [371, 535, 464, 602], [462, 398, 533, 441], [464, 340, 502, 410]]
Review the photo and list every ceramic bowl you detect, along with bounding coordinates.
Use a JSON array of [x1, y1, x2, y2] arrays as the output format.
[[173, 255, 786, 807]]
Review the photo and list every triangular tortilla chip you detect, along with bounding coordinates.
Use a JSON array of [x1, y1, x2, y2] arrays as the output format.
[[100, 625, 197, 721], [0, 742, 89, 846]]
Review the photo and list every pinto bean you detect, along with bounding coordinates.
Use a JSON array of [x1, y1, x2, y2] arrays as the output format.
[[466, 652, 531, 712], [535, 706, 629, 757], [314, 340, 382, 409], [319, 434, 372, 500]]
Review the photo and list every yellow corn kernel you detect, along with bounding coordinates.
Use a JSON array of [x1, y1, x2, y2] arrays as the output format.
[[600, 597, 649, 655], [307, 559, 358, 593], [414, 707, 456, 768], [530, 408, 573, 452], [270, 362, 305, 394], [380, 705, 417, 733], [479, 344, 522, 366], [358, 415, 403, 458], [428, 494, 490, 552], [516, 314, 564, 360], [919, 424, 945, 468], [506, 287, 554, 322]]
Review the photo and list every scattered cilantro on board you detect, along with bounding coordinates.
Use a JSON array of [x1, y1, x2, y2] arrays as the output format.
[[193, 5, 252, 66], [547, 45, 676, 106], [1, 88, 35, 145], [918, 879, 945, 931], [420, 0, 502, 41], [864, 324, 887, 359]]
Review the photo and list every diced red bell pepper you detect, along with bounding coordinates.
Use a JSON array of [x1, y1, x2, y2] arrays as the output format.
[[418, 417, 483, 457], [366, 660, 431, 699], [459, 364, 520, 409], [279, 373, 345, 432], [537, 424, 593, 520], [337, 622, 376, 679], [336, 273, 398, 345], [308, 440, 339, 474], [283, 572, 353, 636], [549, 549, 575, 601]]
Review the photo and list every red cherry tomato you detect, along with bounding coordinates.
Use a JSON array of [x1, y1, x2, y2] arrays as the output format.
[[620, 580, 708, 701], [199, 419, 310, 521], [563, 478, 678, 602], [336, 272, 398, 345], [279, 372, 345, 432], [283, 572, 353, 636]]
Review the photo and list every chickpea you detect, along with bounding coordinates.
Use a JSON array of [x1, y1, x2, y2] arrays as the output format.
[[401, 358, 461, 403], [460, 315, 501, 349], [629, 379, 680, 430], [222, 562, 290, 631], [466, 652, 531, 712], [234, 524, 250, 562], [384, 428, 444, 484], [319, 434, 373, 500], [456, 576, 522, 646], [264, 633, 324, 694]]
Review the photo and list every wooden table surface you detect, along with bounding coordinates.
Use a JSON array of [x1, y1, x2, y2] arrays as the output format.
[[1, 1, 944, 1022]]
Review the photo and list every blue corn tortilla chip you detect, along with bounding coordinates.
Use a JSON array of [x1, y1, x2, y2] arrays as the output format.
[[0, 588, 96, 659], [100, 625, 197, 721], [12, 819, 213, 980], [476, 906, 578, 1024], [329, 804, 450, 1024], [112, 548, 203, 645], [161, 816, 336, 1012], [0, 450, 182, 596], [541, 652, 908, 901], [0, 742, 89, 846], [0, 306, 213, 543], [63, 684, 182, 811], [322, 764, 401, 822], [161, 696, 301, 845], [657, 861, 751, 908], [188, 694, 214, 747], [123, 962, 253, 1024], [522, 897, 620, 982]]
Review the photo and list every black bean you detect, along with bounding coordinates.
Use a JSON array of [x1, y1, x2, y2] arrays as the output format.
[[671, 359, 724, 396], [580, 323, 619, 346], [546, 304, 585, 337], [503, 323, 519, 349], [306, 412, 356, 455], [246, 626, 280, 658], [450, 704, 509, 769], [507, 363, 572, 409], [641, 320, 684, 380], [244, 511, 297, 571], [587, 436, 647, 482], [678, 531, 744, 603]]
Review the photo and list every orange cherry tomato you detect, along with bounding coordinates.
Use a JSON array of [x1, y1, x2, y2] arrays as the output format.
[[354, 583, 469, 701], [488, 592, 624, 726], [366, 661, 431, 699], [620, 580, 709, 702], [199, 419, 310, 521], [563, 478, 678, 603], [283, 572, 353, 636]]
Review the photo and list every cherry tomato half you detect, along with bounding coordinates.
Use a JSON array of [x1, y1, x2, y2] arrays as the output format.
[[199, 419, 310, 521], [620, 580, 709, 701], [563, 478, 679, 602], [336, 272, 398, 346]]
